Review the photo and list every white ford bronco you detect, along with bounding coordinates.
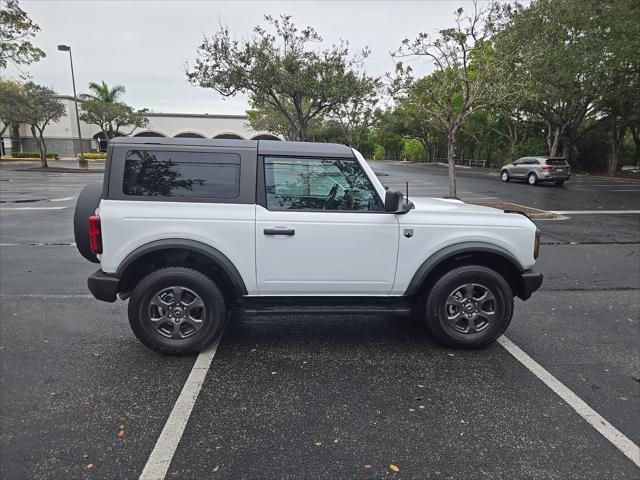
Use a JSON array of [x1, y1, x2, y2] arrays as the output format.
[[74, 137, 542, 355]]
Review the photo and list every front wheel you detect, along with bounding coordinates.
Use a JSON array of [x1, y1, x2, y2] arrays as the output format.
[[500, 171, 510, 182], [424, 265, 513, 349], [128, 267, 227, 355]]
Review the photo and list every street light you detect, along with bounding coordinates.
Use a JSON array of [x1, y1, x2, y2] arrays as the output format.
[[57, 44, 87, 169]]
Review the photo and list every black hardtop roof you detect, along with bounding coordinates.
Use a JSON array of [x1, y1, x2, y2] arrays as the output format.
[[109, 137, 354, 158]]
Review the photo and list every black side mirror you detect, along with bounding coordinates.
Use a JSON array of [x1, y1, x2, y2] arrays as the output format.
[[385, 190, 411, 214]]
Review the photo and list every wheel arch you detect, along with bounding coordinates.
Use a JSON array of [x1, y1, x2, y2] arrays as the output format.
[[116, 239, 248, 302], [405, 242, 525, 298]]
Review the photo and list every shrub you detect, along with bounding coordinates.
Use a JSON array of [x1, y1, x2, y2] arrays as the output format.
[[402, 139, 426, 161], [11, 151, 59, 159], [78, 152, 107, 159]]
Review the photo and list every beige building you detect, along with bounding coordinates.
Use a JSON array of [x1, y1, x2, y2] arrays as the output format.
[[2, 95, 281, 158]]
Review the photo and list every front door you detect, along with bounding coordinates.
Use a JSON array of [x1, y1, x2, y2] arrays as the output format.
[[255, 155, 399, 295]]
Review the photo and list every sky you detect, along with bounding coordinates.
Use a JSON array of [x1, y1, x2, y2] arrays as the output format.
[[5, 1, 488, 115]]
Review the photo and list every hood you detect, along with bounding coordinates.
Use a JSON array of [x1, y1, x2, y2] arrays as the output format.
[[409, 197, 501, 214]]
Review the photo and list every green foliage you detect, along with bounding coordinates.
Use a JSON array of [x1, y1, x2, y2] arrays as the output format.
[[373, 145, 385, 160], [0, 81, 65, 167], [393, 2, 509, 195], [401, 139, 426, 161], [491, 0, 640, 173], [78, 152, 106, 160], [0, 78, 24, 134], [11, 151, 58, 159], [81, 81, 126, 103], [79, 81, 148, 138], [188, 14, 375, 141], [0, 0, 45, 69], [373, 127, 404, 160]]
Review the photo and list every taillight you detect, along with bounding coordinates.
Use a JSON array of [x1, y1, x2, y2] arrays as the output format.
[[541, 165, 552, 171], [88, 215, 102, 254]]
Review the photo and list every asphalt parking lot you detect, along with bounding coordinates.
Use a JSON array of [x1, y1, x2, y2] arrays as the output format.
[[1, 159, 638, 479]]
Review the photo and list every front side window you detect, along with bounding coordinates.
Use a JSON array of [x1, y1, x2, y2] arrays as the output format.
[[264, 157, 382, 211], [123, 150, 240, 198]]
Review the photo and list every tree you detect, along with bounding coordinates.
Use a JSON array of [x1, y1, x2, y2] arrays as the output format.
[[389, 82, 448, 161], [81, 81, 126, 103], [590, 0, 640, 175], [393, 1, 509, 197], [0, 78, 23, 141], [79, 81, 148, 141], [187, 14, 373, 141], [246, 96, 300, 140], [0, 0, 45, 69], [493, 0, 606, 162], [328, 74, 380, 150], [5, 82, 65, 167]]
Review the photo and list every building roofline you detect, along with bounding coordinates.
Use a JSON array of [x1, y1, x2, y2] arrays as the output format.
[[52, 95, 248, 119]]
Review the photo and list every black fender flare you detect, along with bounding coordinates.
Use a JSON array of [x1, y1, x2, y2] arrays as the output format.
[[116, 239, 248, 296], [404, 241, 524, 296]]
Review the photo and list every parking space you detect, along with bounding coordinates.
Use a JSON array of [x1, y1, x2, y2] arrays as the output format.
[[0, 160, 638, 479]]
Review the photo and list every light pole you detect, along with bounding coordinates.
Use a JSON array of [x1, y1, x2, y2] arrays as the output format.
[[57, 44, 87, 169]]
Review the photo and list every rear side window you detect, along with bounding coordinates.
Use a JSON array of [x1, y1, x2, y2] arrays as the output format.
[[546, 159, 567, 166], [122, 150, 240, 199]]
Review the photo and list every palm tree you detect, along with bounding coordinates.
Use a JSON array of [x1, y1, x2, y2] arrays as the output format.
[[80, 81, 125, 103]]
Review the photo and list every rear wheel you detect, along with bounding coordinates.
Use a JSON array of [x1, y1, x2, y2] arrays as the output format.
[[424, 265, 513, 348], [500, 170, 510, 182], [527, 173, 538, 185], [554, 180, 565, 186], [128, 267, 226, 355]]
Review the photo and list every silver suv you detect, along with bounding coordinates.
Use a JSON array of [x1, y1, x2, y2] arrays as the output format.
[[501, 157, 570, 186]]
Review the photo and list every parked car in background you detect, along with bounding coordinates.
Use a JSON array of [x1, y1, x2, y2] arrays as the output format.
[[501, 157, 571, 185]]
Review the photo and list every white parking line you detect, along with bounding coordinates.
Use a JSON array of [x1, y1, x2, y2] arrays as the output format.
[[0, 294, 93, 298], [49, 196, 77, 202], [498, 336, 640, 467], [551, 210, 640, 215], [139, 338, 222, 480], [0, 206, 68, 211]]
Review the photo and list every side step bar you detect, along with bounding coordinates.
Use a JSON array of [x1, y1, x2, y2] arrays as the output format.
[[237, 297, 413, 316]]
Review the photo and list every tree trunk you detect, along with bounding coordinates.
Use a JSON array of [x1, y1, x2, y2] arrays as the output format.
[[446, 127, 457, 198], [32, 126, 48, 168], [10, 122, 21, 153], [548, 126, 561, 157], [631, 127, 640, 167], [608, 116, 621, 177]]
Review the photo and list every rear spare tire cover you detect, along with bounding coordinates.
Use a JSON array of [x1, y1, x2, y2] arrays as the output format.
[[74, 182, 103, 263]]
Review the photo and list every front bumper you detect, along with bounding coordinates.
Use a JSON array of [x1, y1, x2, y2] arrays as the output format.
[[88, 270, 120, 302], [518, 269, 543, 300]]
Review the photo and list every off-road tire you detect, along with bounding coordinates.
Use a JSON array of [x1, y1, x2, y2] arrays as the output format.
[[128, 267, 226, 355], [425, 265, 513, 349]]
